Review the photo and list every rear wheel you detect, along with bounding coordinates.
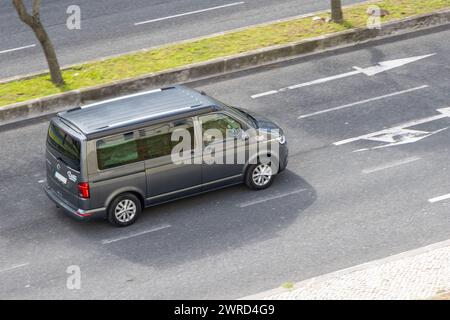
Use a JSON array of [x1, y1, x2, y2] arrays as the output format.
[[245, 163, 275, 190], [107, 193, 141, 227]]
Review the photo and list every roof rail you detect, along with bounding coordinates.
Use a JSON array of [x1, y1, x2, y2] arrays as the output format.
[[78, 88, 164, 110]]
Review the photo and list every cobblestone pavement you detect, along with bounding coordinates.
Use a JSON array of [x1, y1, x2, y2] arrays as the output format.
[[244, 240, 450, 300]]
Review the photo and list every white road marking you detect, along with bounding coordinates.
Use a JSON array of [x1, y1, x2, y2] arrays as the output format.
[[134, 2, 245, 25], [251, 54, 435, 99], [298, 85, 429, 119], [0, 263, 29, 274], [252, 71, 360, 99], [0, 44, 36, 55], [362, 156, 421, 174], [239, 189, 307, 208], [102, 224, 171, 244], [37, 179, 46, 184], [428, 193, 450, 203], [333, 107, 450, 147]]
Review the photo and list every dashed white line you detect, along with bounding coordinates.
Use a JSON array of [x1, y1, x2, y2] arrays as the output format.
[[134, 2, 245, 26], [362, 156, 421, 174], [102, 224, 171, 244], [428, 193, 450, 203], [0, 44, 36, 55], [298, 85, 429, 119], [0, 263, 29, 274], [239, 189, 307, 208], [251, 70, 361, 99]]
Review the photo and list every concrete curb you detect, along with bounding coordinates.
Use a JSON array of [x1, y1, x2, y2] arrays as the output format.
[[241, 238, 450, 300], [1, 9, 450, 125]]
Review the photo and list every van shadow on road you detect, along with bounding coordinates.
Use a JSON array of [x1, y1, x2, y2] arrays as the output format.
[[75, 169, 317, 269]]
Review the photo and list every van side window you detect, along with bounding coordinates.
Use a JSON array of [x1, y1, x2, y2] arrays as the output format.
[[139, 118, 195, 160], [200, 113, 243, 146], [97, 132, 139, 170]]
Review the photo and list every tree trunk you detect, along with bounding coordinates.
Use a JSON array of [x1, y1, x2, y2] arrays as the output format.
[[12, 0, 64, 86], [331, 0, 344, 23], [30, 20, 64, 85]]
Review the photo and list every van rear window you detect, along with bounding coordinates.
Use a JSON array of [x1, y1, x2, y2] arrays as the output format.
[[47, 122, 81, 171]]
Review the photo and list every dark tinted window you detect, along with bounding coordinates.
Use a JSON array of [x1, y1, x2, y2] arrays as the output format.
[[47, 122, 81, 171], [200, 113, 243, 145], [139, 119, 195, 160], [97, 132, 139, 170]]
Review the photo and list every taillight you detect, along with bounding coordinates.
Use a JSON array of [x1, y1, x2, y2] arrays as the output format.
[[78, 182, 90, 199]]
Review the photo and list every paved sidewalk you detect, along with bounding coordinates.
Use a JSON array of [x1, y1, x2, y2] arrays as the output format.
[[244, 240, 450, 300]]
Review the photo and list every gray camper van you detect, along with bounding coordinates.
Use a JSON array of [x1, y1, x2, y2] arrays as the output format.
[[44, 86, 288, 226]]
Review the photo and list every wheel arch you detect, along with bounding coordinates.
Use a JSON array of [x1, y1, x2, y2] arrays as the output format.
[[242, 151, 280, 176], [105, 187, 145, 211]]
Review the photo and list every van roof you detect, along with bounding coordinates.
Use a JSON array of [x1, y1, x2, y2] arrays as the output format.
[[57, 85, 221, 138]]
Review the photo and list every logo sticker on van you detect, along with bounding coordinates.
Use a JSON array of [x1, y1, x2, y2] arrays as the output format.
[[67, 171, 77, 183]]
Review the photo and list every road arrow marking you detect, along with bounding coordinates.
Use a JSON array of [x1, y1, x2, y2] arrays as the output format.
[[251, 53, 436, 99], [333, 107, 450, 150], [352, 127, 448, 152], [352, 53, 436, 76]]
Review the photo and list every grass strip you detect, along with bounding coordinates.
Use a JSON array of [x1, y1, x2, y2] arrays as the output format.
[[1, 0, 449, 107]]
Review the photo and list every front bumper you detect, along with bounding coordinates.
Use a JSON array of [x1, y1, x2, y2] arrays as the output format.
[[43, 184, 106, 221]]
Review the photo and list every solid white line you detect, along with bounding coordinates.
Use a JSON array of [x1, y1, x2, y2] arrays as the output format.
[[362, 156, 421, 174], [428, 193, 450, 203], [0, 44, 36, 55], [298, 85, 429, 119], [134, 2, 245, 25], [0, 263, 29, 274], [251, 70, 361, 99], [239, 189, 307, 208], [102, 224, 171, 244]]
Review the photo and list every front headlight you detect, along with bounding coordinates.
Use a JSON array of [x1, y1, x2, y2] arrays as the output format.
[[276, 134, 286, 145]]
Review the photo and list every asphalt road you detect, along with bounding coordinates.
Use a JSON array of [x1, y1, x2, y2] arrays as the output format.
[[0, 26, 450, 299], [0, 0, 363, 79]]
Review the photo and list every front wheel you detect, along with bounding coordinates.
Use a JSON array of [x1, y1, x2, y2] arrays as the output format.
[[245, 163, 275, 190], [108, 193, 141, 227]]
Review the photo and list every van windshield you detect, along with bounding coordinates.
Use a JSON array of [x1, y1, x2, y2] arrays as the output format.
[[46, 122, 81, 171]]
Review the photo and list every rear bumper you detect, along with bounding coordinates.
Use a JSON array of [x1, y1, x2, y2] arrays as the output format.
[[43, 184, 106, 221]]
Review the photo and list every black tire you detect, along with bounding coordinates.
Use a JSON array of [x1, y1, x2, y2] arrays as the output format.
[[245, 162, 275, 190], [107, 193, 142, 227]]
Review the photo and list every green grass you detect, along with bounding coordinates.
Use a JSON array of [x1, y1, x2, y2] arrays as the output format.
[[281, 282, 295, 290], [1, 0, 449, 107]]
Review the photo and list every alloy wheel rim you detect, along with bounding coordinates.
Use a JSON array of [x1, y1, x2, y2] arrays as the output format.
[[115, 199, 136, 223], [252, 164, 272, 186]]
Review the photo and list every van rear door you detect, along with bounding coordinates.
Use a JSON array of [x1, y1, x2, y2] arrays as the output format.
[[46, 121, 82, 209]]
